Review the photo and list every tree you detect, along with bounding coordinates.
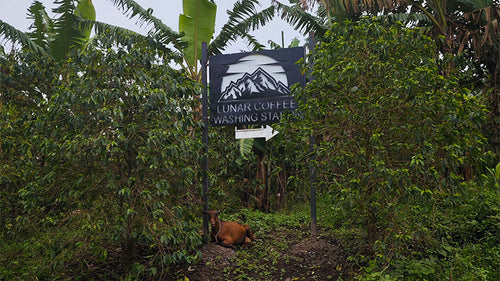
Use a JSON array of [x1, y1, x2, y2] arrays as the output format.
[[0, 32, 204, 279], [73, 0, 277, 81], [1, 0, 277, 80], [0, 50, 59, 246], [293, 0, 500, 153], [273, 0, 329, 38], [283, 19, 488, 248], [0, 0, 95, 60]]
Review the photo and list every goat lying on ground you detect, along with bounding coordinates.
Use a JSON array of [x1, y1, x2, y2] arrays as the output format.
[[203, 210, 255, 249]]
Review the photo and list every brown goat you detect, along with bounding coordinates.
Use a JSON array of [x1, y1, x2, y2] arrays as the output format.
[[203, 210, 255, 249]]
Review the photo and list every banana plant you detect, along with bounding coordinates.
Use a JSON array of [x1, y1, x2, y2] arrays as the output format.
[[51, 0, 96, 60], [178, 0, 217, 80], [2, 0, 275, 78], [0, 0, 95, 60], [105, 0, 276, 81]]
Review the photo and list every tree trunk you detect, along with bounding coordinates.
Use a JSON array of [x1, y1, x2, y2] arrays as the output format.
[[122, 228, 136, 273], [255, 154, 267, 211], [276, 168, 286, 210]]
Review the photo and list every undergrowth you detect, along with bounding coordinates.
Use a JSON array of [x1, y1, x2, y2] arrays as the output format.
[[316, 179, 500, 281], [2, 181, 498, 280]]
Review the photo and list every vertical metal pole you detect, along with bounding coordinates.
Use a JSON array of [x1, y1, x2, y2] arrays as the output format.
[[281, 31, 285, 48], [308, 32, 317, 237], [309, 139, 317, 237], [201, 42, 210, 241]]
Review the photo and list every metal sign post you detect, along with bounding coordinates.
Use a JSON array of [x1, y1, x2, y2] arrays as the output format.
[[201, 42, 209, 241], [308, 32, 317, 237]]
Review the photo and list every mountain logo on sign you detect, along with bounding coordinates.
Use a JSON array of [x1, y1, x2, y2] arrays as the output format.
[[218, 67, 290, 102]]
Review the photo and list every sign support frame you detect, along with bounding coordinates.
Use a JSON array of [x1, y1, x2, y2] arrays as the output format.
[[200, 42, 315, 239], [308, 32, 317, 237], [201, 42, 210, 241]]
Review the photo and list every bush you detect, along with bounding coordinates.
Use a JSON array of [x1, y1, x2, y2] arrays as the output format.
[[280, 18, 498, 278], [1, 33, 203, 280]]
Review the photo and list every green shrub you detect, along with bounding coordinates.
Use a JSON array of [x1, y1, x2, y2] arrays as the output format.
[[1, 33, 203, 280], [281, 18, 498, 279]]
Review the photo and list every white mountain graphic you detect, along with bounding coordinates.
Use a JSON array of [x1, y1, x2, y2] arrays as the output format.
[[219, 67, 290, 102]]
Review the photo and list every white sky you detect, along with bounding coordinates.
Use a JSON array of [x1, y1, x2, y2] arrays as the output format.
[[0, 0, 304, 54]]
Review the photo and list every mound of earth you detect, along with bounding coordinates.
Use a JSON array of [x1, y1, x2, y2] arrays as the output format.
[[183, 236, 349, 280], [200, 243, 235, 267], [283, 237, 347, 280], [183, 244, 235, 280]]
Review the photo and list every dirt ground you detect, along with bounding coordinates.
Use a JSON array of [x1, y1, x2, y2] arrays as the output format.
[[181, 234, 350, 281]]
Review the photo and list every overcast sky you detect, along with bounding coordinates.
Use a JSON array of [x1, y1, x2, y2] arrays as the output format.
[[0, 0, 304, 54]]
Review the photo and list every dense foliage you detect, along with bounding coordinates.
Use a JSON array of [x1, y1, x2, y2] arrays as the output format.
[[279, 19, 499, 279], [1, 34, 203, 279], [1, 16, 499, 280]]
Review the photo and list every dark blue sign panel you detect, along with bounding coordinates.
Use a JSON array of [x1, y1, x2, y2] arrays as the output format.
[[209, 47, 305, 127]]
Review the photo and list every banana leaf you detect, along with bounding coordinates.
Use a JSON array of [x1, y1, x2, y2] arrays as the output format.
[[179, 0, 216, 70]]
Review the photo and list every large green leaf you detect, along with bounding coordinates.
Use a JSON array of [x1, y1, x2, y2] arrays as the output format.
[[209, 0, 274, 56], [75, 0, 96, 41], [178, 0, 216, 69], [50, 0, 95, 60], [106, 0, 184, 49], [27, 1, 53, 50], [273, 1, 327, 38], [0, 19, 47, 56]]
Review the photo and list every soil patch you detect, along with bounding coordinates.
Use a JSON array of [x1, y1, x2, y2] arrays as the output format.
[[183, 234, 350, 280], [282, 237, 348, 280], [184, 243, 235, 280]]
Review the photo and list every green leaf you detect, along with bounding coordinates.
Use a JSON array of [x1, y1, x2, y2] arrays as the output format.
[[208, 0, 274, 56], [75, 0, 96, 40], [289, 37, 300, 47], [239, 138, 254, 160], [50, 0, 95, 60], [0, 19, 47, 55], [27, 1, 53, 50], [495, 162, 500, 184], [178, 0, 216, 68]]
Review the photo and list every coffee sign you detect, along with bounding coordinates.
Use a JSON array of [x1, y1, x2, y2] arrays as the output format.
[[209, 47, 305, 127]]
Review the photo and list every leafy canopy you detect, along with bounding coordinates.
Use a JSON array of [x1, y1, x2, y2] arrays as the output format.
[[282, 18, 489, 244]]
